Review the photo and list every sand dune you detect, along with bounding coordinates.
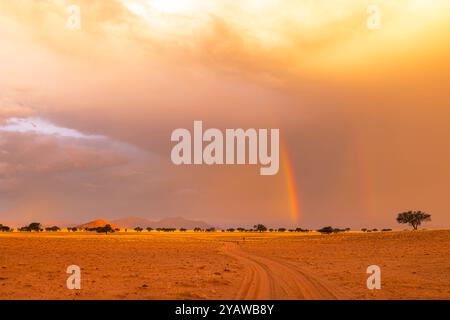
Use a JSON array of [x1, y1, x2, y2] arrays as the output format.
[[75, 219, 121, 230]]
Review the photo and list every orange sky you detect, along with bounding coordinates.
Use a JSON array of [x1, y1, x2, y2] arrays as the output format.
[[1, 0, 450, 228]]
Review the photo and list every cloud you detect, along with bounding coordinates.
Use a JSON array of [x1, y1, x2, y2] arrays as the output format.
[[2, 0, 449, 83], [0, 128, 161, 222], [0, 117, 105, 139], [0, 105, 34, 124], [0, 1, 450, 227], [0, 131, 128, 178]]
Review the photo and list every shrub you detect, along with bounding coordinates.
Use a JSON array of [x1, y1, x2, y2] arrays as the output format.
[[317, 226, 334, 234], [45, 226, 60, 232], [317, 226, 345, 234]]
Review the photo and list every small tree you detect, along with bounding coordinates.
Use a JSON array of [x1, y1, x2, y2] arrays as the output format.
[[253, 224, 267, 232], [96, 224, 113, 234], [396, 211, 431, 230], [146, 227, 153, 232], [104, 224, 113, 234], [28, 222, 42, 232], [134, 227, 143, 232], [0, 224, 11, 232]]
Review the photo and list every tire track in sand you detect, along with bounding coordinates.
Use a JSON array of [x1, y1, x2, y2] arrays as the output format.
[[222, 242, 339, 300]]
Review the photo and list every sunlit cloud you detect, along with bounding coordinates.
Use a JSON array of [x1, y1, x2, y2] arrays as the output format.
[[0, 117, 104, 139], [0, 0, 449, 227]]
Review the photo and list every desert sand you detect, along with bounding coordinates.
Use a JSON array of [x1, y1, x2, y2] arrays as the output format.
[[0, 230, 449, 300]]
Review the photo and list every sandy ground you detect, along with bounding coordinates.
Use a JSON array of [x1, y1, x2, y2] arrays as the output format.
[[0, 230, 449, 300]]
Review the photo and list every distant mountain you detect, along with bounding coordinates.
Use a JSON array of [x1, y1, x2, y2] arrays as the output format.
[[76, 219, 121, 230], [154, 217, 212, 229], [111, 216, 154, 229], [111, 216, 212, 229]]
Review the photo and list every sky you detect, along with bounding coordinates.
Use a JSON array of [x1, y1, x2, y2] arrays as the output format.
[[1, 0, 450, 228]]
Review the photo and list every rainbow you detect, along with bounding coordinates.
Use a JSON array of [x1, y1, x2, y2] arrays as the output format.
[[281, 142, 301, 224]]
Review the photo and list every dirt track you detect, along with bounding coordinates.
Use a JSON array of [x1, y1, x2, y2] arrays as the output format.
[[222, 242, 340, 300]]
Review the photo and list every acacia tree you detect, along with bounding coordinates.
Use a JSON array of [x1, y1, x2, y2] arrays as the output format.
[[253, 224, 267, 232], [104, 224, 113, 234], [396, 211, 431, 230], [28, 222, 42, 232], [96, 224, 113, 234]]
